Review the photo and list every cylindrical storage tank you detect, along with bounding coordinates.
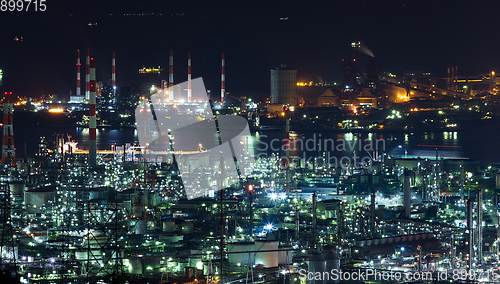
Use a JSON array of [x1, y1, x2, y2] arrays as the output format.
[[182, 221, 194, 234], [84, 233, 108, 248], [24, 186, 56, 214], [132, 204, 144, 219], [163, 220, 175, 232], [10, 182, 25, 195], [496, 172, 500, 189], [325, 252, 340, 284], [122, 200, 132, 214], [372, 174, 382, 184], [308, 254, 326, 284], [136, 220, 147, 235], [128, 258, 144, 275], [360, 175, 369, 184], [228, 242, 254, 265], [89, 189, 105, 200], [278, 247, 292, 265], [254, 240, 278, 268]]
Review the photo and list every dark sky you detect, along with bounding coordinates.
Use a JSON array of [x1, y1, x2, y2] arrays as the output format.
[[0, 0, 498, 100]]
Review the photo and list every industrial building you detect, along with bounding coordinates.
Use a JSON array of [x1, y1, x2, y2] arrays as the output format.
[[270, 65, 297, 106]]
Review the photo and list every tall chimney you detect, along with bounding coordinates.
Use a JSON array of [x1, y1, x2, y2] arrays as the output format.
[[221, 53, 225, 103], [312, 192, 317, 248], [89, 57, 97, 167], [447, 66, 451, 91], [467, 198, 474, 271], [370, 188, 375, 237], [112, 51, 116, 95], [76, 50, 81, 97], [187, 51, 192, 101], [169, 48, 174, 101], [86, 48, 90, 101], [404, 170, 411, 218], [1, 91, 16, 167], [477, 187, 483, 264]]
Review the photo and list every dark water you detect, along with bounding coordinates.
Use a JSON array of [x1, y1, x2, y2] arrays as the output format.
[[13, 126, 500, 167]]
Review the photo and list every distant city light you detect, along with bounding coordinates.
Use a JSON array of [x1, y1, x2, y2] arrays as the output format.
[[48, 108, 64, 113]]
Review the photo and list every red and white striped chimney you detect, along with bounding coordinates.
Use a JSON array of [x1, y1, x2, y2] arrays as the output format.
[[89, 57, 97, 167], [76, 50, 81, 97], [187, 51, 192, 101], [86, 48, 90, 101], [169, 48, 174, 101], [112, 51, 116, 95], [221, 53, 225, 103]]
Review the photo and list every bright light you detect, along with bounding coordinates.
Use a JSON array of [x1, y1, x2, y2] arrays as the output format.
[[48, 108, 64, 113], [264, 223, 274, 231], [269, 192, 278, 201]]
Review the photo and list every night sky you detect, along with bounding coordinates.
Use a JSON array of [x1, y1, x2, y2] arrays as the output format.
[[0, 0, 499, 100]]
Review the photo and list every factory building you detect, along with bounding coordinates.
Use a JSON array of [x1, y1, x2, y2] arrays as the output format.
[[270, 65, 297, 106]]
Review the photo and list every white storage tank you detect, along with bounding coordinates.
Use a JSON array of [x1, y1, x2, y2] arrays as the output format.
[[182, 221, 194, 234], [496, 172, 500, 189], [308, 254, 326, 284], [324, 252, 340, 284], [10, 181, 25, 195], [278, 246, 292, 265], [228, 242, 254, 265], [163, 220, 175, 232], [135, 220, 147, 234], [24, 186, 56, 213], [254, 240, 278, 268]]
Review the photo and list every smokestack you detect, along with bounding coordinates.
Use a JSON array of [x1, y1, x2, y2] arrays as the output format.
[[477, 188, 483, 264], [169, 48, 174, 101], [221, 53, 225, 103], [404, 170, 411, 218], [77, 50, 81, 97], [187, 51, 192, 101], [370, 188, 375, 237], [446, 66, 451, 90], [460, 165, 465, 200], [467, 198, 474, 271], [112, 51, 116, 95], [312, 192, 317, 248], [1, 91, 16, 167], [86, 48, 90, 101], [89, 57, 97, 167], [422, 174, 428, 201]]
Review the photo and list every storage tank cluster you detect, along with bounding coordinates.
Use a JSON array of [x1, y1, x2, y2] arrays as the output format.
[[24, 185, 56, 214], [228, 241, 290, 268], [307, 250, 340, 284]]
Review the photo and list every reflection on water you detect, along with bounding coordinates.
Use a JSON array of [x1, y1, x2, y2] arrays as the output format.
[[13, 127, 500, 166]]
